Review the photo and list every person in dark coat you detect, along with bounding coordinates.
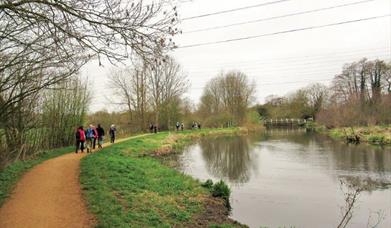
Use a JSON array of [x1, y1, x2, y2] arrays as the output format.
[[149, 123, 154, 133], [109, 124, 116, 143], [96, 124, 105, 149]]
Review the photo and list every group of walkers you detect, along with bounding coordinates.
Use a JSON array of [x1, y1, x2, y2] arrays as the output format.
[[149, 123, 158, 133], [175, 122, 185, 131], [75, 124, 117, 153], [175, 121, 201, 131], [191, 122, 201, 130]]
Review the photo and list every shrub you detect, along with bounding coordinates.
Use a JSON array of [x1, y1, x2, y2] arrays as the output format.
[[201, 179, 214, 189], [212, 180, 231, 209], [212, 180, 230, 200], [201, 179, 231, 209]]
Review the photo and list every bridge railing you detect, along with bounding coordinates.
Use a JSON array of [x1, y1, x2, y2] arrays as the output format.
[[263, 118, 307, 126]]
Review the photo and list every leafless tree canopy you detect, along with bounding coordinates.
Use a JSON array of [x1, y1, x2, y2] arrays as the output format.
[[0, 0, 179, 120], [109, 56, 189, 130], [331, 59, 390, 104], [199, 71, 256, 124], [0, 0, 179, 63]]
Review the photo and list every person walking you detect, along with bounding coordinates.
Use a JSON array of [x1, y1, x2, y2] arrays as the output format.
[[176, 122, 180, 131], [75, 126, 85, 154], [96, 124, 105, 149], [92, 125, 98, 149], [180, 122, 184, 131], [109, 124, 116, 143], [149, 123, 154, 133], [85, 125, 95, 153]]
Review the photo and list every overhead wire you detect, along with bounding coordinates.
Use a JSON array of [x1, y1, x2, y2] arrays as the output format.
[[92, 69, 340, 95], [181, 0, 292, 21], [89, 1, 391, 110], [90, 50, 390, 92], [182, 51, 390, 72], [183, 0, 377, 33], [177, 14, 391, 49], [189, 78, 334, 90], [179, 47, 391, 70]]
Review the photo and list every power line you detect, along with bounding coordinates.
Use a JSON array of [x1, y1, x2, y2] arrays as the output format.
[[177, 14, 391, 49], [93, 69, 340, 94], [182, 47, 389, 66], [91, 51, 390, 91], [188, 78, 334, 90], [182, 51, 390, 72], [182, 0, 292, 21], [184, 0, 376, 33]]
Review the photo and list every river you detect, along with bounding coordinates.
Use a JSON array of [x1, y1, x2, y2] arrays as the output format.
[[175, 129, 391, 228]]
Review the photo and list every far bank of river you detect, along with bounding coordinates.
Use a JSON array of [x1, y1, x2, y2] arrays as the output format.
[[308, 123, 391, 145]]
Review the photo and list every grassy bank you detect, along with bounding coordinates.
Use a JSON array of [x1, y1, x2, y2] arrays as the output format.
[[309, 123, 391, 145], [328, 125, 391, 145], [0, 146, 74, 206], [80, 128, 247, 227]]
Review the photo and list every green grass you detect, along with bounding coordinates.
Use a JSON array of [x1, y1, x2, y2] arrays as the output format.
[[0, 146, 74, 206], [80, 128, 244, 227]]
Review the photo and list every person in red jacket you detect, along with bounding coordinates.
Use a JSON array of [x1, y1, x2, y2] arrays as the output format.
[[75, 126, 85, 153]]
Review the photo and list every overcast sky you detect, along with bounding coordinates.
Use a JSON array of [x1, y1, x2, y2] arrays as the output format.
[[83, 0, 391, 112]]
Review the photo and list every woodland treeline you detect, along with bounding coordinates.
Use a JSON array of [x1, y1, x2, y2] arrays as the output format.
[[0, 0, 180, 168], [256, 58, 391, 127], [90, 67, 257, 133]]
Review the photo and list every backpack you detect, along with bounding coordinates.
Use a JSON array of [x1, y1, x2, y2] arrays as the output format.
[[86, 128, 94, 138], [79, 129, 86, 141]]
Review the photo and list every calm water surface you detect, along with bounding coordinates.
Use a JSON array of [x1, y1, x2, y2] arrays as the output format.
[[175, 129, 391, 228]]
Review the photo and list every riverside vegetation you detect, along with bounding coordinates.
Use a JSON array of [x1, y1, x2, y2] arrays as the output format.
[[325, 125, 391, 145], [256, 58, 391, 146], [80, 128, 248, 227]]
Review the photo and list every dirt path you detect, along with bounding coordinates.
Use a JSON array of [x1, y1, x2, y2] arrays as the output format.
[[0, 134, 149, 228]]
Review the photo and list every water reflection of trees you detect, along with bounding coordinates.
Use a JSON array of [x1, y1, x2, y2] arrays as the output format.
[[339, 175, 390, 192], [263, 128, 391, 190], [264, 129, 391, 174], [313, 134, 391, 175], [199, 136, 258, 184]]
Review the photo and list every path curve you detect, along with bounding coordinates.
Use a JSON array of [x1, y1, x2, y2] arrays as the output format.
[[0, 152, 95, 228], [0, 135, 148, 228]]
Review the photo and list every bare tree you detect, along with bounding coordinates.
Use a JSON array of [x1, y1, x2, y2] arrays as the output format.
[[384, 64, 391, 94], [147, 57, 189, 128], [41, 77, 90, 148], [366, 60, 388, 104], [303, 83, 329, 119], [199, 71, 256, 124], [109, 63, 148, 131]]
